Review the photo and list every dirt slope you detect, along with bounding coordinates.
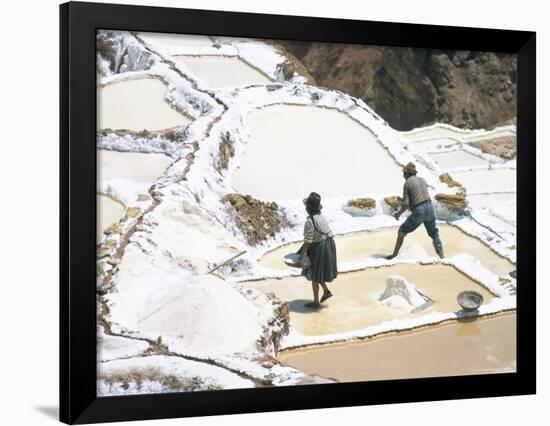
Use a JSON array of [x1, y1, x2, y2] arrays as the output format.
[[277, 41, 516, 131]]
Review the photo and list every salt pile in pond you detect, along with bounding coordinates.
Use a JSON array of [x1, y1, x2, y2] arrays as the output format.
[[378, 275, 430, 312]]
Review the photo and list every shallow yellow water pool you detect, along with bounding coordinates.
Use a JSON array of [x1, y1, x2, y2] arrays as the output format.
[[259, 224, 515, 277]]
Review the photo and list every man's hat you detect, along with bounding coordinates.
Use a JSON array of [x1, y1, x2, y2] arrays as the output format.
[[403, 162, 417, 175], [303, 192, 322, 211]]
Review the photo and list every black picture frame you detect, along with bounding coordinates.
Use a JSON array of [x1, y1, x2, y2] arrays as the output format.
[[60, 1, 536, 424]]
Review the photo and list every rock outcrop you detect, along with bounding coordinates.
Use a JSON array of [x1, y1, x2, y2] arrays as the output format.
[[276, 41, 516, 131]]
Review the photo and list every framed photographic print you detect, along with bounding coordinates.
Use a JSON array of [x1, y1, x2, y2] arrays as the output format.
[[60, 1, 536, 423]]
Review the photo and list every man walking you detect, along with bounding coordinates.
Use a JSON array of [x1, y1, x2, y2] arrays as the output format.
[[386, 162, 444, 260]]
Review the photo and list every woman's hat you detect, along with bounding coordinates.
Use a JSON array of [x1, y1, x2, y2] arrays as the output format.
[[403, 162, 417, 175], [303, 192, 322, 210]]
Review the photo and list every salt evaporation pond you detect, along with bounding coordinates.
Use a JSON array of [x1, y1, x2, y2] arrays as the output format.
[[232, 105, 404, 199], [174, 56, 272, 88], [453, 169, 516, 194], [408, 137, 459, 151], [98, 78, 191, 131], [403, 126, 468, 142], [139, 32, 214, 49], [430, 150, 489, 169], [468, 193, 516, 210], [97, 194, 125, 243], [278, 312, 516, 381], [259, 224, 515, 277], [244, 264, 495, 336], [98, 150, 173, 185], [464, 129, 516, 144]]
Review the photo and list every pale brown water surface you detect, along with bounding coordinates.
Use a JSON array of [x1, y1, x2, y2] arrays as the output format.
[[278, 312, 516, 381]]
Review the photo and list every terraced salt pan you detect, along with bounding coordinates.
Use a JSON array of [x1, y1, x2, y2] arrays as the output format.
[[98, 78, 191, 131], [97, 194, 125, 243], [98, 150, 173, 185], [453, 169, 516, 194], [464, 129, 516, 144], [403, 126, 469, 142], [468, 193, 516, 210], [232, 105, 403, 199], [259, 224, 515, 277], [408, 137, 459, 151], [430, 150, 489, 169], [491, 201, 517, 226], [243, 264, 495, 336], [138, 32, 214, 49], [278, 313, 516, 381], [174, 56, 272, 88]]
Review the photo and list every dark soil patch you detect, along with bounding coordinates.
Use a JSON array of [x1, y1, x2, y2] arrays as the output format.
[[224, 194, 290, 246], [470, 136, 516, 160]]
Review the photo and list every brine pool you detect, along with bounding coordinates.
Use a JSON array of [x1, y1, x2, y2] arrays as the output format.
[[244, 264, 496, 336], [97, 78, 191, 131], [277, 312, 516, 381], [232, 105, 404, 199], [174, 56, 273, 88], [259, 224, 515, 278]]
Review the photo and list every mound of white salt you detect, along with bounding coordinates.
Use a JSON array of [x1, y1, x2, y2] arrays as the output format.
[[378, 275, 430, 312], [136, 275, 270, 357], [148, 200, 246, 274]]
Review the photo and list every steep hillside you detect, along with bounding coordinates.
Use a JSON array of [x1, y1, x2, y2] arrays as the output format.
[[277, 41, 516, 130]]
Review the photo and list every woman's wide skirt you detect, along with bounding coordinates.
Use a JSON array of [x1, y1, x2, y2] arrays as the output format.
[[302, 237, 338, 283]]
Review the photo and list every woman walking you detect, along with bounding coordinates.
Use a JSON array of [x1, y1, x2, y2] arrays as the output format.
[[297, 192, 338, 308]]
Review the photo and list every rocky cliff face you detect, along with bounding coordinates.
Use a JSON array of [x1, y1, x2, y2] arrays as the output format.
[[277, 41, 516, 131]]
